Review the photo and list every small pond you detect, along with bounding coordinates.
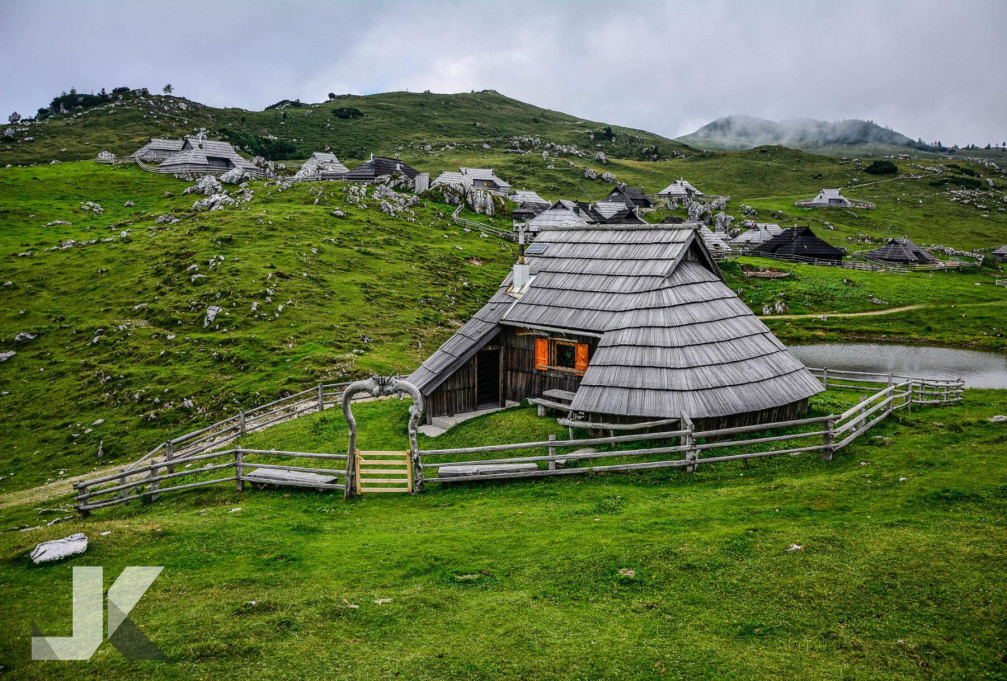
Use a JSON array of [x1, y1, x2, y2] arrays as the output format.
[[789, 343, 1007, 389]]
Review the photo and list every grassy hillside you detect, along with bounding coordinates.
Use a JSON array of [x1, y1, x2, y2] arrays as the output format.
[[1, 89, 688, 167], [1, 392, 1005, 679], [0, 159, 1004, 493]]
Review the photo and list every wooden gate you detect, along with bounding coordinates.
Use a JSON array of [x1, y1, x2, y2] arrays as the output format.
[[355, 451, 412, 493], [342, 376, 425, 498]]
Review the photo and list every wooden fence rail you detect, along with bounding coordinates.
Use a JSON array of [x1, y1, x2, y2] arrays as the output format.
[[74, 371, 963, 512]]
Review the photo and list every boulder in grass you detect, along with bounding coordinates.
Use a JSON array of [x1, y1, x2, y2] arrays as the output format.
[[219, 167, 247, 185], [31, 533, 88, 564]]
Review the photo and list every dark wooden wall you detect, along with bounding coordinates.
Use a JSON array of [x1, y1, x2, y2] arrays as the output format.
[[502, 329, 596, 403], [425, 356, 477, 419]]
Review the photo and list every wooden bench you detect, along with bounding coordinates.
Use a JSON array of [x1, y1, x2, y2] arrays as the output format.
[[437, 463, 539, 479], [542, 389, 577, 403], [244, 468, 339, 490]]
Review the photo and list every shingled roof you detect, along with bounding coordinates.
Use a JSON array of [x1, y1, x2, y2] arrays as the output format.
[[658, 179, 704, 198], [345, 155, 419, 181], [604, 185, 652, 208], [865, 237, 937, 264], [731, 223, 783, 246], [753, 226, 844, 261], [408, 224, 822, 420]]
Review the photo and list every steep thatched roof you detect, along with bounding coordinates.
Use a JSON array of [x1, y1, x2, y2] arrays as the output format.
[[865, 237, 937, 264], [731, 223, 783, 246], [408, 224, 822, 420], [604, 185, 652, 208], [753, 226, 844, 261], [658, 179, 704, 198], [345, 155, 419, 181]]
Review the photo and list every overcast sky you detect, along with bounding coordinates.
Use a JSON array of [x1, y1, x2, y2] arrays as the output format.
[[1, 0, 1004, 145]]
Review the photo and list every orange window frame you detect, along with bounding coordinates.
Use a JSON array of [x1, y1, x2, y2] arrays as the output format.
[[535, 338, 589, 375]]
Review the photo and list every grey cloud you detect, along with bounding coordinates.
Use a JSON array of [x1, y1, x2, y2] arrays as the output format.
[[1, 0, 1004, 145]]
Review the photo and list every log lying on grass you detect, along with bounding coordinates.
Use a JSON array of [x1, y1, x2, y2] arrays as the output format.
[[243, 468, 338, 489], [437, 463, 539, 478]]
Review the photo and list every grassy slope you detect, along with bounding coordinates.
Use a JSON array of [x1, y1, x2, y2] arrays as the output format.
[[0, 162, 516, 490], [1, 391, 1004, 679], [0, 160, 1004, 492], [0, 90, 687, 168]]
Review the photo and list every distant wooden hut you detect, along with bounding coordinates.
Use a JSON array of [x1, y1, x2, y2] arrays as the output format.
[[433, 167, 512, 194], [753, 226, 844, 262], [511, 190, 549, 206], [345, 155, 420, 182], [731, 223, 783, 247], [865, 237, 937, 264], [696, 226, 731, 256], [658, 179, 704, 199], [129, 138, 185, 163], [604, 185, 652, 208], [153, 137, 260, 176], [408, 224, 822, 429], [294, 152, 349, 181], [526, 200, 645, 232], [993, 245, 1007, 263], [801, 188, 851, 208]]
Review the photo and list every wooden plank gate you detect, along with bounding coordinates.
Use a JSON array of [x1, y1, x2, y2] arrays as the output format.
[[355, 451, 412, 493]]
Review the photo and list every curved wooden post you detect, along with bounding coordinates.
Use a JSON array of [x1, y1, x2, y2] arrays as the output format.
[[341, 376, 425, 498]]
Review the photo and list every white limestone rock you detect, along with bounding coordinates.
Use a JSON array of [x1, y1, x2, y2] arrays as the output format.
[[192, 194, 235, 211], [203, 305, 222, 327], [31, 533, 87, 564], [14, 332, 35, 343], [219, 168, 247, 185], [184, 175, 222, 196], [0, 350, 15, 362]]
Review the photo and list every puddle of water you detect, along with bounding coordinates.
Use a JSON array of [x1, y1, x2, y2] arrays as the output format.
[[789, 343, 1007, 389]]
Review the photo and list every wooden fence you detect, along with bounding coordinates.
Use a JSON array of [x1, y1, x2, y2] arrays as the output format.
[[452, 205, 525, 242], [74, 370, 963, 512]]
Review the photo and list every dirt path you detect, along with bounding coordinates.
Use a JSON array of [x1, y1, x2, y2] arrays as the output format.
[[759, 304, 925, 320], [0, 465, 125, 511]]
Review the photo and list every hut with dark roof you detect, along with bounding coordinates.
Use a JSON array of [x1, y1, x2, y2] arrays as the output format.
[[993, 245, 1007, 263], [408, 224, 823, 429], [345, 155, 420, 182], [604, 185, 652, 208], [865, 237, 937, 264], [753, 226, 844, 262]]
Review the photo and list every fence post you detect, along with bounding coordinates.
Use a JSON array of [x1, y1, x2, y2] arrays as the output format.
[[148, 465, 160, 502], [548, 434, 557, 471], [682, 413, 697, 473], [73, 482, 89, 517], [822, 418, 835, 461], [235, 447, 245, 492], [164, 440, 175, 475], [318, 384, 325, 412], [239, 409, 246, 436], [904, 383, 913, 412], [120, 467, 130, 499], [823, 368, 829, 390]]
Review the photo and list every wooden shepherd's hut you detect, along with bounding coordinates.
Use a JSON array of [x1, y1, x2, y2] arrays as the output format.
[[408, 224, 823, 430]]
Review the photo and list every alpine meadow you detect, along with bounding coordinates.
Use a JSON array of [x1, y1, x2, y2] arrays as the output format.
[[2, 15, 1007, 680]]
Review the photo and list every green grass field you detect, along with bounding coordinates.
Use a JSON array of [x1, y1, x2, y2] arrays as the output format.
[[1, 390, 1004, 680], [1, 92, 1005, 679]]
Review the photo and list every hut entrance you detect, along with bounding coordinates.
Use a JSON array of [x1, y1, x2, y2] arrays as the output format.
[[476, 348, 501, 408]]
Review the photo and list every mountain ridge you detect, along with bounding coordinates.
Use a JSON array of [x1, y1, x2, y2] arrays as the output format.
[[676, 114, 930, 152]]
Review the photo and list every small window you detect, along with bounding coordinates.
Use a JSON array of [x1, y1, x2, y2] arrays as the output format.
[[535, 338, 589, 375], [525, 243, 548, 255], [554, 342, 577, 370]]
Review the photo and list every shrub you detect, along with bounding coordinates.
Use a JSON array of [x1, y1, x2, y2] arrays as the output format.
[[864, 160, 898, 175], [332, 107, 363, 119]]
